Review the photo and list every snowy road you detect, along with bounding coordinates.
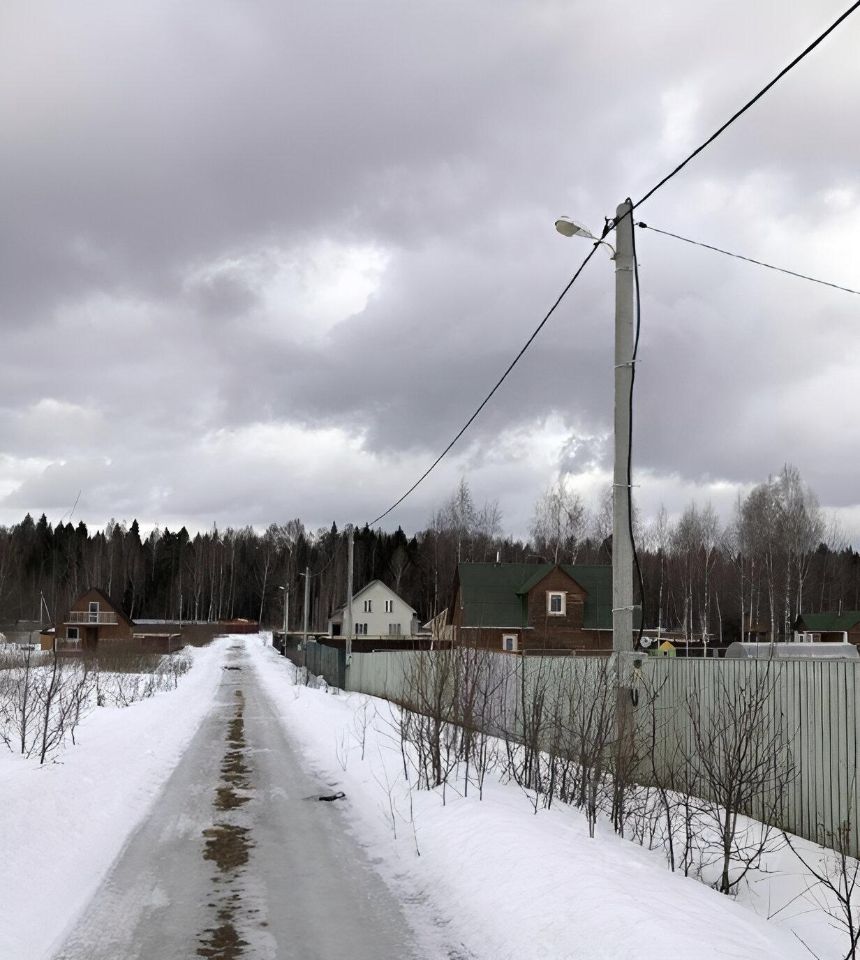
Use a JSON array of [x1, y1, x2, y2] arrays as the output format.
[[53, 641, 417, 960]]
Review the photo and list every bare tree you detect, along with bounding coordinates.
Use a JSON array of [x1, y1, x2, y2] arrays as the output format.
[[530, 480, 586, 564]]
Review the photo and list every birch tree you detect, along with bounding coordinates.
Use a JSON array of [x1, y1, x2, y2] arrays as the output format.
[[530, 480, 586, 564]]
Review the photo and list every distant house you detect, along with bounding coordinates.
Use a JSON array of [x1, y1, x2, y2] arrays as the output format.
[[794, 611, 860, 645], [46, 588, 134, 651], [449, 562, 614, 653], [422, 610, 454, 647], [740, 618, 771, 643], [328, 580, 419, 641]]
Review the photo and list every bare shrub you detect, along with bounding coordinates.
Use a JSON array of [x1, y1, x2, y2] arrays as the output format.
[[684, 660, 795, 894], [93, 647, 191, 708], [397, 649, 459, 792], [0, 650, 96, 762], [785, 810, 860, 960], [0, 640, 190, 764]]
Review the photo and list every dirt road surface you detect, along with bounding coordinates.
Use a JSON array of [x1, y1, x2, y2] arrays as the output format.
[[53, 642, 417, 960]]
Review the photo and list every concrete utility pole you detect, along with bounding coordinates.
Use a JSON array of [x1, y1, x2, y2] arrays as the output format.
[[344, 527, 354, 666], [280, 584, 289, 655], [555, 200, 638, 756], [612, 200, 636, 760], [301, 565, 310, 670], [613, 199, 635, 662]]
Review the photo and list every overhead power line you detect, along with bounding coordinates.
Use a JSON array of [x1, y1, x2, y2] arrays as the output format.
[[366, 243, 602, 527], [366, 1, 860, 527], [630, 0, 860, 215], [637, 222, 860, 296]]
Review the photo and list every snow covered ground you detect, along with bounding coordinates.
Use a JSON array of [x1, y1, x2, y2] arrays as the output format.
[[0, 636, 229, 960], [248, 638, 852, 960], [3, 633, 852, 960]]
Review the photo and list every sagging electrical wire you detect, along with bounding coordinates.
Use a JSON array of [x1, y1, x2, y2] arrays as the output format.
[[637, 222, 860, 296], [365, 3, 860, 528], [630, 0, 860, 215], [366, 242, 603, 527]]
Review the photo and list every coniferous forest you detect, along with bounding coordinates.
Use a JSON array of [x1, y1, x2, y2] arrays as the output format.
[[1, 466, 858, 642]]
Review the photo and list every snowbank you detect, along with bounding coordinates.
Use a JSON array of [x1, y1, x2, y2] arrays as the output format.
[[0, 636, 229, 960], [248, 641, 813, 960]]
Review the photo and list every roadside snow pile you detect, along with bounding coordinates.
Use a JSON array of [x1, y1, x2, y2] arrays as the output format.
[[249, 641, 822, 960], [0, 636, 229, 960]]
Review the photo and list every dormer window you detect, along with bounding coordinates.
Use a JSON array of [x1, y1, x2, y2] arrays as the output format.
[[547, 592, 566, 616]]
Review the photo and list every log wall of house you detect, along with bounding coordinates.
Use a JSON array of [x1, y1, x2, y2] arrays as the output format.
[[524, 567, 587, 645]]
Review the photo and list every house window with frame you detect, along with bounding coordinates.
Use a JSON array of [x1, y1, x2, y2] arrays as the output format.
[[363, 599, 372, 613], [547, 591, 566, 616], [388, 623, 401, 636], [67, 626, 80, 644], [385, 599, 394, 613], [355, 623, 368, 635], [88, 601, 100, 623], [502, 633, 518, 652]]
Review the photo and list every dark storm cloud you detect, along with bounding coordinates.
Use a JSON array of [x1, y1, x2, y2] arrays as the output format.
[[1, 0, 859, 537]]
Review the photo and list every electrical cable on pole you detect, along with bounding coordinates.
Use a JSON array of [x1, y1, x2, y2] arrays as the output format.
[[630, 0, 860, 214], [636, 222, 860, 296], [364, 1, 860, 529], [366, 243, 602, 526]]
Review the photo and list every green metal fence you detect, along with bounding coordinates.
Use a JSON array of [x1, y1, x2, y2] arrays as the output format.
[[285, 643, 345, 689]]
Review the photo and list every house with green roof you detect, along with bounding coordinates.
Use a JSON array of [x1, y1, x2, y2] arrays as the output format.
[[795, 611, 860, 645], [448, 562, 614, 653]]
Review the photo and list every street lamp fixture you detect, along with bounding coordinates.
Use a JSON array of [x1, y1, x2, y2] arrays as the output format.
[[554, 217, 616, 258]]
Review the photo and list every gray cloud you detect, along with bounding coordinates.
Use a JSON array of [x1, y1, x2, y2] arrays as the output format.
[[1, 0, 859, 540]]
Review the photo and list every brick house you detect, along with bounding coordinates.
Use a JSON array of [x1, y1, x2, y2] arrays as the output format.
[[794, 611, 860, 645], [448, 562, 613, 653], [47, 588, 135, 651]]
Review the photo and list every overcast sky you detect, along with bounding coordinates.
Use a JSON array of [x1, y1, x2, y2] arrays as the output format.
[[1, 1, 859, 542]]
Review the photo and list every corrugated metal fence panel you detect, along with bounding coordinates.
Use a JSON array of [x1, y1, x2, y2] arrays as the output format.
[[346, 651, 413, 702], [639, 657, 860, 855], [285, 644, 344, 689], [343, 650, 860, 856]]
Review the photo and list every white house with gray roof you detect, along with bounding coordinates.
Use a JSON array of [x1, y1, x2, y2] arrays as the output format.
[[328, 580, 418, 639]]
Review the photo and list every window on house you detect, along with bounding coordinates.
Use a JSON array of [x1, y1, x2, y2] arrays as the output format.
[[502, 634, 518, 652], [355, 623, 368, 635], [388, 623, 401, 636], [547, 592, 566, 616], [363, 599, 372, 613], [88, 601, 100, 623], [67, 627, 79, 642], [385, 599, 394, 613]]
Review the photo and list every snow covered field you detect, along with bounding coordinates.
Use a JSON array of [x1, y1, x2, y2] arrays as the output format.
[[248, 639, 853, 960], [0, 637, 228, 960], [2, 634, 854, 960]]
